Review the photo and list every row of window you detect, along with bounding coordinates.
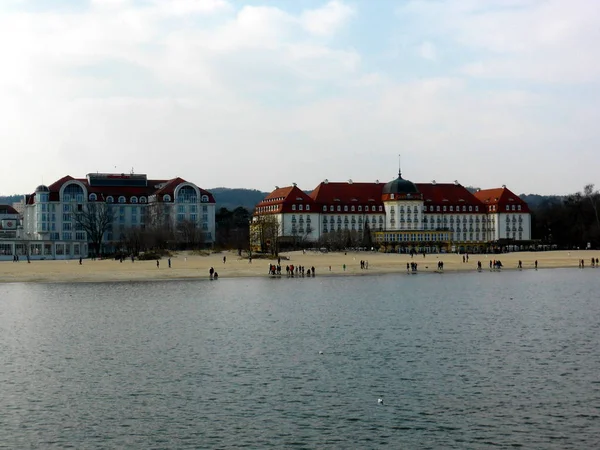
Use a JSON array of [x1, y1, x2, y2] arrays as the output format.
[[322, 205, 384, 213], [86, 194, 211, 203]]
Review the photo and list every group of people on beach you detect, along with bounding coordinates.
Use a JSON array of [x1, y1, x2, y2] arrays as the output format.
[[268, 263, 315, 277], [579, 258, 599, 268], [209, 267, 219, 279]]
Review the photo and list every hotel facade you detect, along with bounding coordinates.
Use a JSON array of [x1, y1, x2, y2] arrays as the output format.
[[0, 173, 215, 260], [251, 171, 531, 253]]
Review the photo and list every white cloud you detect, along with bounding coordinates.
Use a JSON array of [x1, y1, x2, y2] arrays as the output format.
[[417, 41, 437, 61], [398, 0, 600, 83], [0, 1, 598, 196], [301, 1, 355, 36]]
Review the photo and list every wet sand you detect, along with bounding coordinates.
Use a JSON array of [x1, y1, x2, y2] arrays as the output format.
[[0, 250, 598, 283]]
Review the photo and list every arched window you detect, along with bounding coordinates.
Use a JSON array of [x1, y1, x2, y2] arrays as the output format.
[[323, 205, 327, 211], [177, 186, 197, 203], [118, 196, 126, 204], [131, 196, 138, 204], [163, 194, 172, 202], [63, 183, 84, 203], [201, 195, 209, 202], [106, 196, 114, 203], [140, 196, 147, 204], [89, 193, 97, 201], [292, 205, 296, 211]]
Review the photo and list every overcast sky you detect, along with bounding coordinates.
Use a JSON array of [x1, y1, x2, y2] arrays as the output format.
[[1, 0, 599, 196]]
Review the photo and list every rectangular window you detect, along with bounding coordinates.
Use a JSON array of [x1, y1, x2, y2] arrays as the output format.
[[63, 232, 72, 240], [202, 205, 208, 212], [62, 213, 71, 222], [190, 214, 197, 221]]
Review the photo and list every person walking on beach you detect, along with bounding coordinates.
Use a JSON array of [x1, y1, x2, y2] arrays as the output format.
[[79, 257, 82, 265], [168, 258, 171, 268], [223, 256, 226, 264], [209, 267, 214, 279], [156, 259, 160, 268]]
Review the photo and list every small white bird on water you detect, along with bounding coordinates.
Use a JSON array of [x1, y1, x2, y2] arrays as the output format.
[[378, 398, 384, 405], [319, 351, 323, 355]]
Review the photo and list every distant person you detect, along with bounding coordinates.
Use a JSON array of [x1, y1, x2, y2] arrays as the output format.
[[209, 267, 214, 279], [168, 258, 171, 268], [534, 260, 538, 269], [213, 271, 219, 279], [156, 259, 160, 268], [79, 257, 82, 265], [223, 256, 226, 264]]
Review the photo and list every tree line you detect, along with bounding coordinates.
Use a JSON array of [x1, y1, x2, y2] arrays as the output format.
[[530, 183, 600, 249]]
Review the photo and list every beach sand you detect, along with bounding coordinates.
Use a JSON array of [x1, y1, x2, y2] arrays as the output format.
[[0, 250, 598, 283]]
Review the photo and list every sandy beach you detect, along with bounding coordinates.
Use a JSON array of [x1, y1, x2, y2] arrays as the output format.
[[0, 249, 598, 283]]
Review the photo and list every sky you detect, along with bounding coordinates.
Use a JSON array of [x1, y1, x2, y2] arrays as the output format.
[[1, 0, 599, 196]]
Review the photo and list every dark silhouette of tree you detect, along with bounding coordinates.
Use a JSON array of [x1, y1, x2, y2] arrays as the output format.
[[72, 202, 114, 256]]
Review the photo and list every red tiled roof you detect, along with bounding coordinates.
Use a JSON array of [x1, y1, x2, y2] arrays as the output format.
[[309, 182, 384, 206], [416, 183, 483, 209], [0, 204, 19, 215], [256, 180, 530, 215], [26, 175, 215, 204], [474, 187, 530, 213], [255, 186, 314, 214]]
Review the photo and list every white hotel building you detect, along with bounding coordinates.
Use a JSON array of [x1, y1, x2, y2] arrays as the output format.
[[0, 173, 215, 260], [252, 171, 531, 253]]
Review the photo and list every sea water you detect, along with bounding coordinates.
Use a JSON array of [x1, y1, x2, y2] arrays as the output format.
[[1, 269, 599, 448]]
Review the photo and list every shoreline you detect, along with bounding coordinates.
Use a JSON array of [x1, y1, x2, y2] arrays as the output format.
[[1, 249, 598, 284]]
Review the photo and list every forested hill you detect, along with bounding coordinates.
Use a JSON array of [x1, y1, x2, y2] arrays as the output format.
[[519, 194, 564, 209], [209, 188, 268, 211], [0, 195, 22, 205]]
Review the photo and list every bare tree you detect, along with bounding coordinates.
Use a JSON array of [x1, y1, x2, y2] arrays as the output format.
[[72, 202, 114, 256], [250, 214, 280, 254], [176, 219, 203, 250], [583, 184, 600, 231]]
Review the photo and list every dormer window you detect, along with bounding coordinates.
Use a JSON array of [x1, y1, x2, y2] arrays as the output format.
[[106, 196, 114, 203], [201, 195, 209, 202], [506, 205, 510, 211], [131, 196, 138, 203], [344, 205, 348, 212], [306, 205, 310, 211], [450, 206, 453, 211], [89, 193, 97, 201], [118, 196, 126, 204], [163, 194, 171, 202], [358, 206, 362, 212], [469, 206, 472, 211], [337, 205, 341, 212], [517, 205, 521, 211], [462, 206, 466, 212], [351, 206, 355, 211], [475, 206, 479, 212], [140, 196, 147, 203], [323, 205, 327, 211], [299, 205, 303, 211], [443, 206, 447, 212]]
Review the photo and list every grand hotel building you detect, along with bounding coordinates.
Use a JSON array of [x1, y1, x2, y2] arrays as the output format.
[[252, 171, 531, 253], [0, 173, 215, 260]]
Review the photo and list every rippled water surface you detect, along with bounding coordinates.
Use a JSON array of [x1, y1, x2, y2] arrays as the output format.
[[1, 269, 600, 448]]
